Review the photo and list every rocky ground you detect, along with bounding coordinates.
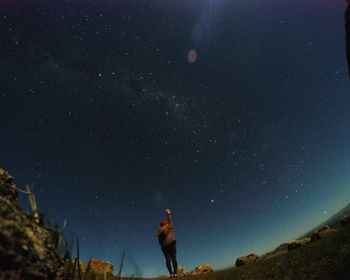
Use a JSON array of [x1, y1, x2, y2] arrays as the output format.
[[0, 168, 64, 280]]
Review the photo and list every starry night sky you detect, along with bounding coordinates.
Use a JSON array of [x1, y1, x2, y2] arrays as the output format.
[[1, 0, 350, 277]]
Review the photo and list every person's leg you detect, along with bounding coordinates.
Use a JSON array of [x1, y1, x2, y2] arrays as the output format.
[[162, 247, 173, 275], [169, 243, 178, 276]]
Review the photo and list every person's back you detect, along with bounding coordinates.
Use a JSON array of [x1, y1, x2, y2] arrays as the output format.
[[156, 209, 178, 277], [157, 218, 176, 249]]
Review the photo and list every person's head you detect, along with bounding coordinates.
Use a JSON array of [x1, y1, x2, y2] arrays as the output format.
[[160, 220, 168, 227]]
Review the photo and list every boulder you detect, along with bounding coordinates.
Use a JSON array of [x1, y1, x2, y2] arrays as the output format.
[[191, 264, 214, 275], [236, 253, 259, 267], [177, 265, 190, 277], [287, 237, 311, 251], [341, 215, 350, 227], [311, 226, 337, 241], [86, 258, 113, 275]]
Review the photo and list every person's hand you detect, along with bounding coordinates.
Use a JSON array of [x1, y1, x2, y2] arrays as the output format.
[[165, 208, 172, 215]]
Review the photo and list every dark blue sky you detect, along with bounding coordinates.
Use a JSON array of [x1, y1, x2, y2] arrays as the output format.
[[0, 0, 349, 277]]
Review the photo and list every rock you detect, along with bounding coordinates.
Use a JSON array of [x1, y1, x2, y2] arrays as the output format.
[[287, 238, 311, 251], [236, 253, 259, 267], [0, 168, 20, 209], [0, 168, 64, 280], [177, 265, 190, 277], [86, 258, 113, 275], [191, 264, 214, 275], [311, 226, 337, 241], [341, 215, 350, 227]]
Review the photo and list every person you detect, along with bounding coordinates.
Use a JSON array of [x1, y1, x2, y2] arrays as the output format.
[[156, 208, 178, 278]]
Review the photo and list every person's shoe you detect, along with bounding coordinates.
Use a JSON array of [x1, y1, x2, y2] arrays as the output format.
[[173, 274, 178, 278]]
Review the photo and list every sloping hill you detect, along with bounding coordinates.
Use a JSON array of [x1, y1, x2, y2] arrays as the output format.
[[112, 216, 350, 280], [171, 225, 350, 280], [81, 225, 350, 280]]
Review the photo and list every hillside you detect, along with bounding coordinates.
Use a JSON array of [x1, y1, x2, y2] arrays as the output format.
[[150, 225, 350, 280]]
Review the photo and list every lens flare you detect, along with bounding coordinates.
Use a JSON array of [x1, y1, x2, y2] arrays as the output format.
[[187, 49, 198, 64]]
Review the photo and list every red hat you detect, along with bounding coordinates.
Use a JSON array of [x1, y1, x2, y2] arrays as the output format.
[[160, 220, 168, 227]]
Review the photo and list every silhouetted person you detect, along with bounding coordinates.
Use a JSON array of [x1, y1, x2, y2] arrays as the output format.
[[346, 0, 350, 76], [157, 208, 178, 277]]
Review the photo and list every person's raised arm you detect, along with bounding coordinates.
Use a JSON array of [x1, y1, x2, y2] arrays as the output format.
[[166, 208, 174, 228]]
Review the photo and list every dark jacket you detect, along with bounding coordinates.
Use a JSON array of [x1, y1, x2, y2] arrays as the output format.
[[156, 214, 176, 249]]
